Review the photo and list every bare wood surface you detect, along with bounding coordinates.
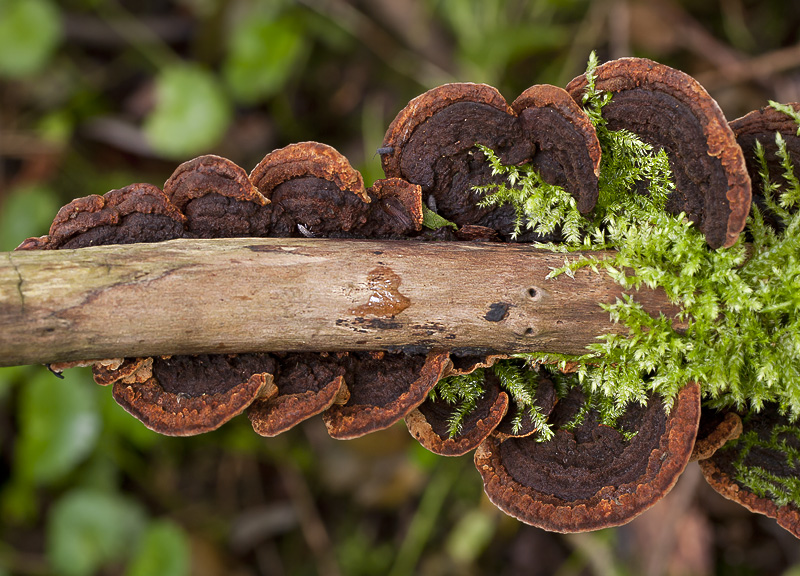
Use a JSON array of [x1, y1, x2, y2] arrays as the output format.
[[0, 238, 678, 367]]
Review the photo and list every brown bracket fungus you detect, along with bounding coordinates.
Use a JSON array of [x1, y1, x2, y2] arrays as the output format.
[[475, 382, 701, 532], [17, 183, 186, 250], [164, 154, 270, 238], [566, 57, 751, 249], [510, 84, 601, 214], [730, 103, 800, 229], [690, 408, 743, 462], [405, 373, 509, 457], [112, 354, 277, 436], [492, 375, 558, 441], [322, 350, 450, 440], [380, 83, 600, 239], [699, 405, 800, 538], [248, 353, 349, 437]]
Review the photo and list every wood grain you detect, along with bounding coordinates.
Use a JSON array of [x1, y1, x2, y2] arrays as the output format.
[[0, 238, 679, 367]]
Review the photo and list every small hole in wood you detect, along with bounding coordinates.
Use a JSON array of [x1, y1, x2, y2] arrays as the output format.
[[524, 328, 534, 336], [527, 288, 537, 298]]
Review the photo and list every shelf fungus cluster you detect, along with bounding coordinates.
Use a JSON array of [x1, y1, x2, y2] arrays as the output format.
[[16, 58, 800, 537]]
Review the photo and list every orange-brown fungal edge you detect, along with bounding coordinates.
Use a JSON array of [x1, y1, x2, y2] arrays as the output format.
[[322, 350, 451, 440], [566, 57, 751, 249], [248, 375, 349, 437], [112, 372, 276, 436], [474, 382, 701, 533], [699, 458, 800, 539], [511, 84, 602, 213], [380, 83, 514, 178], [406, 390, 509, 457], [729, 102, 800, 139], [690, 410, 743, 462], [250, 142, 368, 203], [164, 154, 268, 210], [92, 357, 153, 387], [16, 183, 185, 249], [368, 178, 424, 232], [444, 353, 507, 377]]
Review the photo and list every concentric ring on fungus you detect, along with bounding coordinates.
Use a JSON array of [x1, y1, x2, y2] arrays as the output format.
[[474, 382, 701, 532], [566, 57, 751, 249], [699, 405, 800, 538], [380, 83, 600, 239]]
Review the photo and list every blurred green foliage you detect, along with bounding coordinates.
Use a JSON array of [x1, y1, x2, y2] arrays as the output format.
[[3, 0, 800, 574]]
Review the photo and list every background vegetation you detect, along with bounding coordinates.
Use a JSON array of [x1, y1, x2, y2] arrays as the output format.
[[2, 0, 800, 574]]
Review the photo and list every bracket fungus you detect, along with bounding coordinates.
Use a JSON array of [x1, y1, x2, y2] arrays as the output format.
[[475, 382, 701, 532], [10, 57, 800, 538], [566, 57, 751, 249], [248, 353, 348, 438], [322, 350, 450, 440], [699, 405, 800, 539], [380, 82, 600, 239]]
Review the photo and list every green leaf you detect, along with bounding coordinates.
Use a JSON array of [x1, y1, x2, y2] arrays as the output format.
[[47, 489, 147, 576], [144, 64, 232, 158], [16, 368, 101, 485], [421, 205, 457, 230], [223, 13, 306, 103], [126, 520, 190, 576], [0, 0, 61, 78], [0, 184, 61, 251]]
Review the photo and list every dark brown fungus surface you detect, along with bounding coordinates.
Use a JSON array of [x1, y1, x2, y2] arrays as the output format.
[[492, 375, 557, 440], [730, 103, 800, 229], [17, 183, 186, 250], [163, 154, 270, 238], [357, 178, 424, 237], [405, 375, 508, 456], [113, 354, 277, 436], [475, 382, 701, 532], [699, 405, 800, 538], [510, 84, 601, 213], [380, 83, 532, 235], [566, 57, 751, 249], [249, 142, 373, 237], [690, 407, 743, 462], [322, 350, 450, 440], [248, 353, 349, 437]]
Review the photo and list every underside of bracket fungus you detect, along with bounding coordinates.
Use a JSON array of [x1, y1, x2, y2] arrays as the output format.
[[698, 406, 800, 538], [475, 382, 701, 532], [380, 82, 601, 239], [12, 57, 800, 536], [323, 350, 450, 440], [730, 103, 800, 229], [406, 370, 509, 457], [566, 57, 751, 249]]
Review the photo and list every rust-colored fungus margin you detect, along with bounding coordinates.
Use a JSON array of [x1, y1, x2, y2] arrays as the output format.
[[380, 83, 600, 239], [566, 57, 751, 249], [475, 382, 701, 532], [248, 353, 349, 437], [17, 183, 186, 250], [113, 354, 277, 436], [690, 408, 743, 462], [406, 374, 508, 457], [699, 405, 800, 539], [323, 350, 450, 440]]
